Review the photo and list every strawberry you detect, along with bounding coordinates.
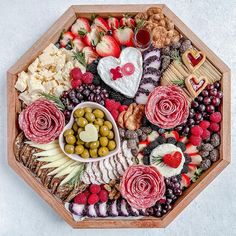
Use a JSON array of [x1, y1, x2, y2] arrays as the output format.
[[178, 136, 188, 144], [120, 15, 135, 28], [87, 193, 99, 205], [113, 27, 134, 47], [93, 16, 110, 32], [82, 46, 99, 64], [185, 143, 198, 156], [70, 67, 83, 80], [71, 17, 91, 37], [60, 31, 74, 47], [107, 17, 119, 29], [74, 192, 87, 204], [162, 131, 179, 140], [72, 36, 86, 51], [89, 184, 101, 194], [82, 72, 94, 84], [98, 190, 108, 202], [163, 151, 182, 168], [189, 154, 202, 165], [96, 35, 121, 58], [181, 174, 191, 188], [80, 27, 100, 47], [186, 163, 198, 178]]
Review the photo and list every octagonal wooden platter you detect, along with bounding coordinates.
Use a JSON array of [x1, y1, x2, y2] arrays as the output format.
[[7, 4, 231, 228]]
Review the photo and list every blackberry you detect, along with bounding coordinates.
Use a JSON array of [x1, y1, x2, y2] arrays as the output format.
[[143, 147, 152, 155], [92, 75, 101, 86], [142, 115, 150, 127], [141, 126, 152, 134], [200, 159, 211, 170], [158, 128, 166, 134], [109, 90, 125, 102], [184, 153, 191, 164], [176, 142, 186, 152], [210, 133, 221, 147], [156, 136, 166, 144], [199, 150, 209, 158], [127, 139, 137, 149], [87, 62, 98, 74], [122, 98, 135, 106], [140, 133, 147, 141], [143, 155, 150, 165], [201, 143, 214, 152], [150, 123, 159, 131], [131, 148, 139, 157], [149, 140, 159, 150], [209, 149, 219, 162], [181, 164, 189, 174], [166, 137, 177, 144]]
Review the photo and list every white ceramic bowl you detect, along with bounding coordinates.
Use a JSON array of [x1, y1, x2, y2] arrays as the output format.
[[59, 102, 121, 162]]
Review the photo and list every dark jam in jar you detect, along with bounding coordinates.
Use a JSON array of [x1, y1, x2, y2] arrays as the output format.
[[134, 28, 151, 50]]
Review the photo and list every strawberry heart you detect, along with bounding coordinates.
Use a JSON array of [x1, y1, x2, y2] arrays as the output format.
[[163, 151, 182, 169], [97, 47, 143, 98], [185, 74, 208, 98], [79, 123, 98, 142]]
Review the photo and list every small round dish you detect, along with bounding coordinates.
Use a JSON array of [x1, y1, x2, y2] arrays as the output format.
[[59, 102, 121, 162]]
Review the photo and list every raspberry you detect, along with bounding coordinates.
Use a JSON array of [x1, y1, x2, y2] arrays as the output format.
[[111, 109, 119, 121], [118, 105, 128, 113], [190, 125, 203, 136], [87, 193, 99, 205], [105, 99, 121, 112], [210, 112, 222, 123], [201, 129, 211, 140], [74, 192, 87, 204], [89, 184, 101, 194], [70, 67, 83, 80], [189, 135, 202, 146], [71, 78, 82, 88], [83, 189, 90, 198], [82, 72, 94, 84], [209, 122, 220, 132], [199, 120, 210, 129], [98, 190, 108, 202]]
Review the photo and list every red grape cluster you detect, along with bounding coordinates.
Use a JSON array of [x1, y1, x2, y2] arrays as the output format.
[[60, 84, 109, 122], [175, 82, 223, 135]]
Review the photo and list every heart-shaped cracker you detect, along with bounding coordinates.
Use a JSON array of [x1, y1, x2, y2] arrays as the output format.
[[185, 74, 208, 98], [182, 48, 206, 72], [79, 124, 98, 142], [97, 47, 143, 98]]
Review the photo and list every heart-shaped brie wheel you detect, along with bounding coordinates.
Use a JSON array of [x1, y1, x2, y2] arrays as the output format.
[[79, 124, 98, 142], [97, 47, 143, 98], [185, 74, 208, 98], [182, 48, 206, 72]]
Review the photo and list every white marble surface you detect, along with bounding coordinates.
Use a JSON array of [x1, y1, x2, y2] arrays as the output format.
[[0, 0, 235, 235]]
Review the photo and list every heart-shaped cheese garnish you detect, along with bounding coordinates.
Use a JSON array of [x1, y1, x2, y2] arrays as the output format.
[[97, 47, 143, 98], [182, 48, 206, 72], [79, 124, 98, 142], [185, 74, 208, 98]]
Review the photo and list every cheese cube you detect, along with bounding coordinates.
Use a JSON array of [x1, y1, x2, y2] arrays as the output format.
[[28, 58, 39, 74], [15, 71, 29, 92]]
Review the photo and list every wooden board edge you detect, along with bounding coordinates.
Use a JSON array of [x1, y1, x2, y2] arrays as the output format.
[[162, 5, 230, 74], [8, 6, 76, 75]]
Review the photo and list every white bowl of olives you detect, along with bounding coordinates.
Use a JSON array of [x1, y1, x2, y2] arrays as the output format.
[[59, 102, 121, 162]]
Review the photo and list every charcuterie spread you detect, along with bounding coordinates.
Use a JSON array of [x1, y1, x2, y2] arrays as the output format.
[[13, 6, 224, 222]]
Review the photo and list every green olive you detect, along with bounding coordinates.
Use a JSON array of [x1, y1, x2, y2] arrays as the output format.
[[99, 137, 108, 147], [100, 125, 109, 137], [72, 122, 78, 131], [75, 145, 84, 155], [64, 144, 75, 154], [65, 135, 76, 145], [63, 129, 74, 137], [108, 140, 116, 151], [76, 117, 88, 127], [76, 137, 84, 145], [104, 121, 112, 130], [81, 149, 90, 158], [107, 130, 114, 139], [93, 109, 105, 119], [84, 107, 92, 113], [84, 142, 91, 148], [89, 148, 98, 158], [85, 112, 95, 122], [90, 141, 100, 149], [77, 127, 84, 135], [74, 108, 84, 118], [98, 147, 109, 157], [94, 124, 100, 132], [94, 118, 104, 126]]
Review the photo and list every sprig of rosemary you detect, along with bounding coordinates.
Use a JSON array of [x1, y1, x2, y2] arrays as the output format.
[[151, 155, 163, 165], [191, 168, 203, 182], [72, 51, 87, 67], [40, 92, 65, 111]]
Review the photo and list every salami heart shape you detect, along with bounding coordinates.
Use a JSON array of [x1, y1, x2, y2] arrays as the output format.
[[79, 124, 98, 142], [97, 47, 143, 98]]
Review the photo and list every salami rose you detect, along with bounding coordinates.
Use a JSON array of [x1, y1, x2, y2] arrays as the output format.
[[19, 99, 65, 144], [120, 165, 165, 209], [145, 86, 189, 129]]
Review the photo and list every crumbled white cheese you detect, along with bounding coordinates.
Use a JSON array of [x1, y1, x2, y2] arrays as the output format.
[[15, 71, 29, 92]]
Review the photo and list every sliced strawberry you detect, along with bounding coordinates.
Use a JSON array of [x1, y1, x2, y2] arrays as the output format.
[[162, 130, 180, 140], [71, 17, 91, 37], [93, 17, 110, 32], [185, 143, 198, 156], [113, 27, 134, 47], [96, 35, 121, 58], [120, 15, 135, 28], [178, 136, 189, 144], [190, 154, 202, 165], [72, 36, 86, 51], [81, 27, 100, 47], [107, 17, 119, 29], [82, 46, 99, 64], [186, 164, 197, 178], [91, 23, 105, 34], [181, 174, 191, 188], [60, 31, 74, 47]]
